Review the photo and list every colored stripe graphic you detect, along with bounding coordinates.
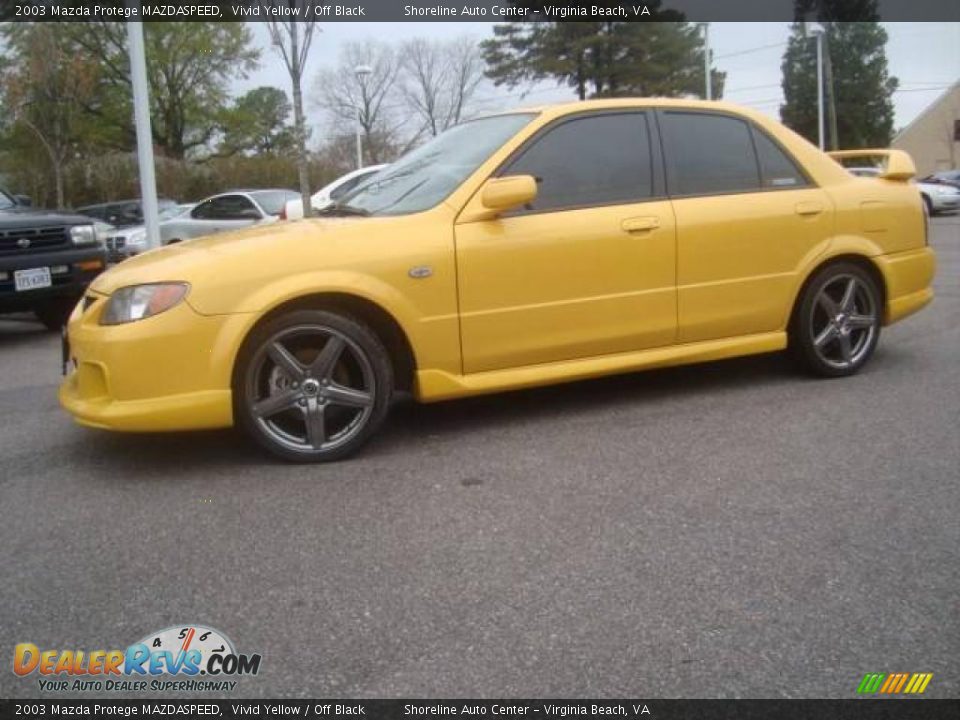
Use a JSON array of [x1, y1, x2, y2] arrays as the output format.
[[857, 672, 932, 694], [857, 673, 886, 694]]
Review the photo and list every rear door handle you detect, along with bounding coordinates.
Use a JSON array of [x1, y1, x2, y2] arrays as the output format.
[[795, 201, 824, 216], [621, 216, 660, 233]]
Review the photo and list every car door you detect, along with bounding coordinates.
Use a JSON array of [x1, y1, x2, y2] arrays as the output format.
[[658, 110, 834, 343], [455, 110, 677, 374], [182, 195, 264, 239]]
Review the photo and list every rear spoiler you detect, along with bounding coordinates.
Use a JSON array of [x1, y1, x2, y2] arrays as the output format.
[[828, 149, 916, 182]]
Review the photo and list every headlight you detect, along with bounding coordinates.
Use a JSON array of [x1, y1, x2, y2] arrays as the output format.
[[100, 283, 189, 325], [70, 224, 98, 246], [126, 229, 147, 245]]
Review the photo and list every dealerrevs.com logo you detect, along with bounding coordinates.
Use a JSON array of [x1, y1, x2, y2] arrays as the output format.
[[13, 625, 261, 693]]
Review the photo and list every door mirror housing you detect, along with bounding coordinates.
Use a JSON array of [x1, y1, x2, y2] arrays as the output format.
[[14, 194, 32, 207], [480, 175, 538, 215]]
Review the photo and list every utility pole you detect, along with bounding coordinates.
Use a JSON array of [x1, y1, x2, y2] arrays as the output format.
[[701, 23, 712, 101], [127, 19, 160, 249], [807, 22, 826, 151]]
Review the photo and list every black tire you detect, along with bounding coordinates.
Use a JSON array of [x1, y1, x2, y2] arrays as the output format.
[[921, 194, 934, 216], [35, 298, 75, 331], [790, 262, 882, 378], [167, 238, 182, 245], [234, 309, 394, 462]]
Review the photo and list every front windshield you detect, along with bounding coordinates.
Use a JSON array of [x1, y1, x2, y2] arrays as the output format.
[[0, 190, 16, 210], [340, 113, 536, 217]]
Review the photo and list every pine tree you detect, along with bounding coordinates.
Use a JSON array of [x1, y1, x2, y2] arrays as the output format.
[[781, 1, 898, 148], [482, 15, 725, 101]]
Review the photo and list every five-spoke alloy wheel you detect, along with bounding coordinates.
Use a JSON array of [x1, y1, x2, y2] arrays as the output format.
[[792, 262, 881, 377], [236, 310, 393, 462]]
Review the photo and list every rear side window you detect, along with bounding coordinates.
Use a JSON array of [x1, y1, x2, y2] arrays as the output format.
[[753, 128, 806, 188], [501, 112, 654, 213], [661, 112, 760, 196]]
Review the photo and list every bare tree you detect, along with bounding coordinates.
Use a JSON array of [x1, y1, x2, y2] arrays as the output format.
[[313, 40, 403, 165], [398, 37, 485, 139], [266, 4, 319, 217]]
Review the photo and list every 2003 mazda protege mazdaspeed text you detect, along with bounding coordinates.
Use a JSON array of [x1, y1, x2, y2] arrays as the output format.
[[60, 99, 936, 462]]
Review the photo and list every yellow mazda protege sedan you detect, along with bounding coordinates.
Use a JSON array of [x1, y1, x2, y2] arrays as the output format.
[[60, 99, 935, 462]]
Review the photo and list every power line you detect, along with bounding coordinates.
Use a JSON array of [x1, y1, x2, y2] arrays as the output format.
[[714, 41, 788, 61]]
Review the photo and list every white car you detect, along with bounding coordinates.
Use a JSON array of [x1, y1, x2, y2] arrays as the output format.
[[161, 190, 299, 245], [848, 166, 960, 215], [282, 165, 386, 220], [103, 204, 195, 262]]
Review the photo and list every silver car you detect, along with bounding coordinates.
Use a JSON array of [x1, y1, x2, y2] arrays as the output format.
[[104, 203, 195, 262], [160, 189, 299, 245]]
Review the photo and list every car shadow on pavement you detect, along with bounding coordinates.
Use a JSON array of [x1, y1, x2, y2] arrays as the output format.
[[370, 350, 800, 455], [59, 350, 801, 473], [0, 315, 54, 347]]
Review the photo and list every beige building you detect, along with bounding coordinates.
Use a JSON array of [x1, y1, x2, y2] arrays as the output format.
[[892, 81, 960, 177]]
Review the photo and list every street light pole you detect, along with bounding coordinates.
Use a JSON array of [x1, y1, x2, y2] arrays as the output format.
[[354, 64, 372, 170], [807, 22, 826, 151], [127, 20, 160, 250], [702, 23, 712, 101]]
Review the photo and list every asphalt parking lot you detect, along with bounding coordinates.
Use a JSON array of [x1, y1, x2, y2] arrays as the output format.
[[1, 218, 957, 700]]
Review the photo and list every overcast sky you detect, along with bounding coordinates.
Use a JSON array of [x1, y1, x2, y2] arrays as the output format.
[[240, 21, 959, 144]]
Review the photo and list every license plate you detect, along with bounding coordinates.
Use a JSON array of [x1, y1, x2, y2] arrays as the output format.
[[14, 267, 52, 292]]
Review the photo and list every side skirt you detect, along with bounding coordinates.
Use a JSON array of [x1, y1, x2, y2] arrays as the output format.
[[414, 331, 787, 402]]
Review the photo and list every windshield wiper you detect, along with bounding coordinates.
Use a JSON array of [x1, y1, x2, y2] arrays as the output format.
[[317, 202, 370, 217]]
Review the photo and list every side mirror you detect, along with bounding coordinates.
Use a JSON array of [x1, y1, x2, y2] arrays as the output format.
[[878, 150, 916, 182], [480, 175, 538, 215], [14, 194, 32, 207]]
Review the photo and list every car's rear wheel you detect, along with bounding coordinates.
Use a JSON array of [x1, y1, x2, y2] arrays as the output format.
[[235, 309, 393, 462], [791, 263, 881, 377]]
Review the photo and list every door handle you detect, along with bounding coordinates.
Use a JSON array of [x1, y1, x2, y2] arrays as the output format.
[[795, 201, 824, 216], [621, 216, 660, 233]]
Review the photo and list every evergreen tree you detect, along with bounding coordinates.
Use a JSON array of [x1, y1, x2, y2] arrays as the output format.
[[482, 15, 725, 100], [781, 1, 898, 148]]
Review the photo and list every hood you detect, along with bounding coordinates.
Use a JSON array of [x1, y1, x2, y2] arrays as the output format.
[[0, 207, 98, 227], [88, 216, 372, 307]]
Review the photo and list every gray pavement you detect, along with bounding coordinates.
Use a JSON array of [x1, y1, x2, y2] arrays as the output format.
[[1, 219, 957, 699]]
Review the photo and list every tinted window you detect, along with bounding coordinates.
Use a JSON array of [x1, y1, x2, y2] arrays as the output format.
[[753, 128, 806, 188], [0, 190, 15, 210], [662, 112, 760, 196], [501, 113, 654, 212], [193, 195, 258, 220], [250, 190, 297, 216]]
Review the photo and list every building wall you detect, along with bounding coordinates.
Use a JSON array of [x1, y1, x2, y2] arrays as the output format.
[[892, 84, 960, 177]]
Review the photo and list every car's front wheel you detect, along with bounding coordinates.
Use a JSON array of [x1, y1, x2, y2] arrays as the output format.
[[235, 309, 393, 462], [791, 263, 882, 377]]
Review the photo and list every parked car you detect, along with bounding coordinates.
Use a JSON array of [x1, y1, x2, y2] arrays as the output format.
[[77, 198, 177, 229], [848, 166, 960, 214], [160, 190, 298, 245], [104, 204, 195, 262], [61, 99, 935, 463], [282, 165, 387, 220], [922, 170, 960, 189], [0, 187, 106, 330]]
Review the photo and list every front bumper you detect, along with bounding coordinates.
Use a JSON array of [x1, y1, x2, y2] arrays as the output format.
[[930, 194, 960, 213], [59, 293, 251, 432], [0, 248, 106, 313]]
